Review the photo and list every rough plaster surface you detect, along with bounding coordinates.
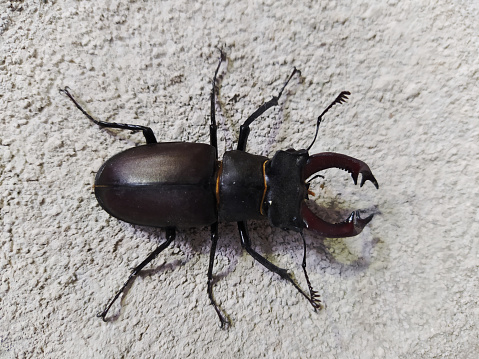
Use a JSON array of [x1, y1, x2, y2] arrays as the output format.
[[1, 1, 478, 358]]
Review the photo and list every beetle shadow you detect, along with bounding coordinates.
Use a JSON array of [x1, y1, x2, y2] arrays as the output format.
[[103, 257, 185, 322], [101, 197, 379, 322], [101, 223, 244, 321], [179, 222, 244, 287], [300, 199, 381, 275], [98, 226, 184, 322], [237, 200, 381, 289]]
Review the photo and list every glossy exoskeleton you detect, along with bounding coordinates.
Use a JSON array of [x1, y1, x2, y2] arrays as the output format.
[[60, 52, 378, 327]]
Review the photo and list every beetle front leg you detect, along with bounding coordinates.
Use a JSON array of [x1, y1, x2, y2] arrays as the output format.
[[237, 67, 301, 152], [59, 87, 157, 144], [96, 228, 175, 321], [237, 221, 319, 309], [207, 222, 230, 328]]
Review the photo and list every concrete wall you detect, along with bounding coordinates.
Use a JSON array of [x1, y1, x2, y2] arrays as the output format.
[[1, 1, 477, 357]]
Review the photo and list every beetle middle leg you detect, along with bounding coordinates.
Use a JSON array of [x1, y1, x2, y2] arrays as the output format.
[[207, 222, 230, 328], [59, 87, 157, 144], [238, 221, 320, 308], [237, 67, 301, 151], [209, 50, 226, 157], [96, 227, 176, 321]]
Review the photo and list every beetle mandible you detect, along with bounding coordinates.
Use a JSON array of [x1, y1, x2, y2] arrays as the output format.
[[60, 51, 378, 327]]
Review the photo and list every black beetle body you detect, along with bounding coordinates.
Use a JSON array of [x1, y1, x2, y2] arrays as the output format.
[[60, 53, 378, 327], [96, 143, 312, 231], [95, 142, 217, 228]]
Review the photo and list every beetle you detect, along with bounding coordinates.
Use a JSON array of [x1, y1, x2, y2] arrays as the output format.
[[60, 51, 378, 327]]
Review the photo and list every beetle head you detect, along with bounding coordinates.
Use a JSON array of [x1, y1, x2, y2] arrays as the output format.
[[264, 150, 378, 237]]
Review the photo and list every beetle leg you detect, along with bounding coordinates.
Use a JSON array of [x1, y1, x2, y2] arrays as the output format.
[[210, 50, 226, 158], [237, 221, 317, 307], [96, 228, 175, 321], [300, 231, 321, 309], [301, 204, 374, 238], [237, 67, 301, 151], [59, 87, 157, 144], [303, 152, 379, 189], [207, 222, 230, 328]]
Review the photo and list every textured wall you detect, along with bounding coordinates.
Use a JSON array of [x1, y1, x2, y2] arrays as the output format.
[[1, 1, 477, 358]]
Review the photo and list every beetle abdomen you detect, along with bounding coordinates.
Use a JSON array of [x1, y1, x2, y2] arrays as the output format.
[[95, 142, 217, 227]]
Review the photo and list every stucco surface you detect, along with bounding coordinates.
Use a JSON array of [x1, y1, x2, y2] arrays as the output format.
[[1, 1, 478, 358]]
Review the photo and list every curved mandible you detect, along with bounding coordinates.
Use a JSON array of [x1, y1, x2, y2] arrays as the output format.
[[303, 152, 379, 189], [301, 204, 374, 238]]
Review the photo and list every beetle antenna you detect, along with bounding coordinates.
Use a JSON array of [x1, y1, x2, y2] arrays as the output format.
[[300, 231, 322, 309], [306, 91, 351, 152]]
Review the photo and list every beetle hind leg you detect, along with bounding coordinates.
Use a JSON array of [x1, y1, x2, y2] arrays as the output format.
[[59, 87, 157, 144], [96, 228, 175, 321], [238, 221, 318, 308]]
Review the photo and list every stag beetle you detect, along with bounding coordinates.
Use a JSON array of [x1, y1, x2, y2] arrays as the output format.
[[60, 52, 378, 327]]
